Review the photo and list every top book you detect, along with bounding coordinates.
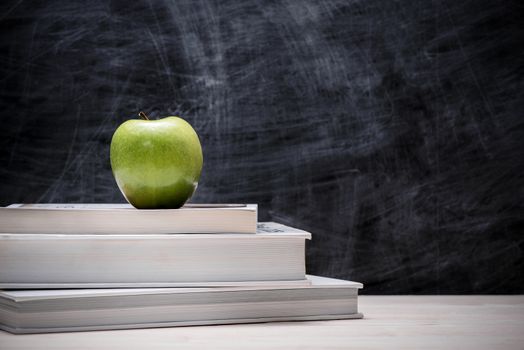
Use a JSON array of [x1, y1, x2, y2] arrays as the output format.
[[0, 203, 257, 234]]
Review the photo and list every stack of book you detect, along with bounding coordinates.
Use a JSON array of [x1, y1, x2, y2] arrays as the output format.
[[0, 203, 363, 333]]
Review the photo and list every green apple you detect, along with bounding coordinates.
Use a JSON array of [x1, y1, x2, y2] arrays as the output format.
[[110, 112, 203, 209]]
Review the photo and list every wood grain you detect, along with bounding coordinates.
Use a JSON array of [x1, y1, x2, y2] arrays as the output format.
[[0, 296, 522, 349]]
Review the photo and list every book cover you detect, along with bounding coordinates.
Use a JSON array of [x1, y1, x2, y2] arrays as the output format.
[[0, 203, 257, 234]]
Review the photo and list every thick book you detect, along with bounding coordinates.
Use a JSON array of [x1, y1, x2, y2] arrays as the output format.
[[0, 203, 257, 234], [0, 222, 310, 288], [0, 275, 363, 334]]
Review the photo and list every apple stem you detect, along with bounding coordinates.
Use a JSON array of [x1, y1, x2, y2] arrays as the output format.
[[138, 111, 150, 120]]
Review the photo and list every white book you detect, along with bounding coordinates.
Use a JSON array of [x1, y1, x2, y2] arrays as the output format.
[[0, 275, 364, 334], [0, 222, 310, 288], [0, 203, 257, 234]]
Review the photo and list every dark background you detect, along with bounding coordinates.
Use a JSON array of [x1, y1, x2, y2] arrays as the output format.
[[0, 0, 522, 294]]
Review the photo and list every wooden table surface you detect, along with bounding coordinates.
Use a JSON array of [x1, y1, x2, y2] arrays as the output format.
[[1, 296, 523, 350]]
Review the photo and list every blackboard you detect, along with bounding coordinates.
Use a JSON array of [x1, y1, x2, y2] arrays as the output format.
[[1, 0, 522, 293]]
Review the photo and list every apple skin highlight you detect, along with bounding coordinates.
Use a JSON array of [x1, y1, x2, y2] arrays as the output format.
[[110, 114, 203, 209]]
